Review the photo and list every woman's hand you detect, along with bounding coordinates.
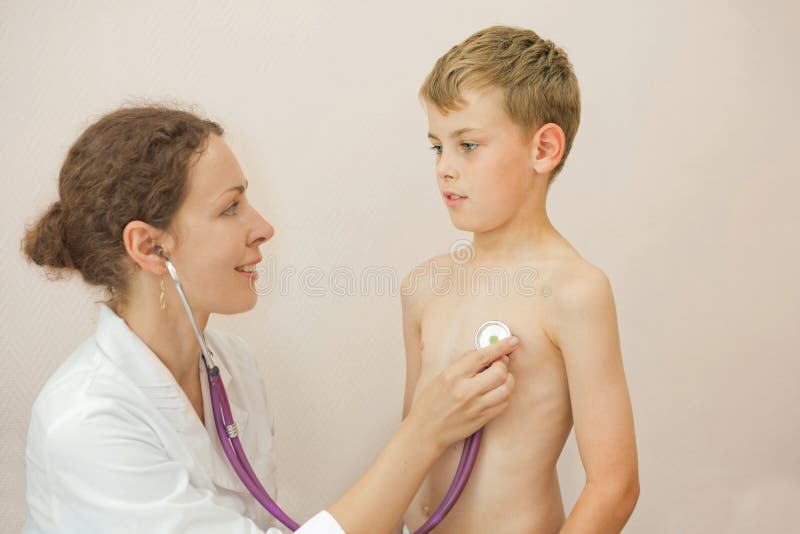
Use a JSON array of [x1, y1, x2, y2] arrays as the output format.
[[406, 336, 518, 455], [326, 336, 518, 533]]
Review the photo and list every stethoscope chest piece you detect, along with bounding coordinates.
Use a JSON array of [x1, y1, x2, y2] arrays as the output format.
[[475, 320, 512, 349]]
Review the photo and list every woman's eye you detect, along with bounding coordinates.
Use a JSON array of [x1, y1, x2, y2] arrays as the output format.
[[461, 142, 478, 152], [223, 201, 239, 215], [429, 145, 442, 155]]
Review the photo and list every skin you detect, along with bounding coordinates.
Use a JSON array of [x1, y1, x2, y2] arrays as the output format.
[[115, 133, 516, 533], [118, 134, 274, 423], [401, 88, 640, 533]]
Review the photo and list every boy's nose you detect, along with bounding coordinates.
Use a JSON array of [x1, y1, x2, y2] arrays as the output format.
[[436, 155, 459, 181]]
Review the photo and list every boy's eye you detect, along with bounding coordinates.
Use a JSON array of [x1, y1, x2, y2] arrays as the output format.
[[461, 142, 478, 152], [223, 201, 239, 216], [429, 145, 442, 155]]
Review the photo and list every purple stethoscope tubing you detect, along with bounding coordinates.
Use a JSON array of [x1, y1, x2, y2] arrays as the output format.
[[411, 428, 483, 533], [207, 361, 301, 530], [209, 360, 482, 533], [157, 246, 488, 532], [207, 356, 482, 534]]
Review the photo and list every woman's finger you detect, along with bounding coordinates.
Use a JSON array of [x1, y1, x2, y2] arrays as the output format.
[[475, 372, 515, 414], [468, 359, 509, 396], [475, 396, 511, 427], [450, 336, 518, 377]]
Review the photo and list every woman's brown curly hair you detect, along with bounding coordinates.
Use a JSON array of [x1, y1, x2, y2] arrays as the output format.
[[21, 105, 223, 308]]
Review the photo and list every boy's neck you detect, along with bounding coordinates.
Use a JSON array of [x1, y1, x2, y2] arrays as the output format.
[[471, 188, 561, 262]]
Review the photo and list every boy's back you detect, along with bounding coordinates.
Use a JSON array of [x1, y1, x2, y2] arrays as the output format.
[[402, 26, 639, 533]]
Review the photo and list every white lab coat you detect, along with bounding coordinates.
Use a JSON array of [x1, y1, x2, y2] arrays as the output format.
[[23, 303, 345, 534]]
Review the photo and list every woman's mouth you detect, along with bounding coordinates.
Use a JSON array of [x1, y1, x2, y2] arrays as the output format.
[[235, 260, 260, 280]]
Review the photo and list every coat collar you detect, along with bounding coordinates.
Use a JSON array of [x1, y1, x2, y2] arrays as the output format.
[[94, 303, 251, 493], [94, 303, 234, 393]]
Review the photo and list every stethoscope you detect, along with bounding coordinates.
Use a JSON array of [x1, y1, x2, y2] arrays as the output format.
[[155, 246, 512, 533]]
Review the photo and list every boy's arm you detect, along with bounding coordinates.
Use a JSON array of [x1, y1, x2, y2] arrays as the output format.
[[401, 272, 424, 421], [553, 268, 640, 534], [391, 271, 425, 534]]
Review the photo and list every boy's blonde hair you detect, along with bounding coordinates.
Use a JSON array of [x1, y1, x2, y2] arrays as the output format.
[[420, 25, 581, 184]]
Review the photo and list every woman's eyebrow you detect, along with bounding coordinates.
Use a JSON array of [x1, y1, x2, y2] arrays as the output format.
[[215, 179, 249, 200]]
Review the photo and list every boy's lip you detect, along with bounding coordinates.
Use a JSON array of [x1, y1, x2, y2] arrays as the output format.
[[443, 190, 468, 207]]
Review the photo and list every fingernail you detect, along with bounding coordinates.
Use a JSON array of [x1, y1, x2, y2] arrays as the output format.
[[508, 336, 519, 346]]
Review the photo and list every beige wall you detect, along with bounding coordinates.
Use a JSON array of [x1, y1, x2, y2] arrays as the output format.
[[2, 1, 798, 532]]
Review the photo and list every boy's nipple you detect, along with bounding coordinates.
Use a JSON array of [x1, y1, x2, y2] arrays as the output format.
[[422, 504, 431, 517]]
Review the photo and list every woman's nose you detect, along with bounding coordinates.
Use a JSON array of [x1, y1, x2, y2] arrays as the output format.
[[249, 211, 275, 246]]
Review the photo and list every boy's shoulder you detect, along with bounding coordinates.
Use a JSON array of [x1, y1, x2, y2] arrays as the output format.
[[551, 255, 612, 304], [400, 244, 612, 308], [404, 251, 459, 277], [401, 245, 607, 286], [544, 254, 616, 350], [400, 251, 459, 303]]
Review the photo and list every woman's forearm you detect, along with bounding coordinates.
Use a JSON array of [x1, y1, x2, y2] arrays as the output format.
[[326, 414, 442, 534]]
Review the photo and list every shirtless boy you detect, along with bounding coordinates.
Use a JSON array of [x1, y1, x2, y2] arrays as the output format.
[[400, 26, 640, 533]]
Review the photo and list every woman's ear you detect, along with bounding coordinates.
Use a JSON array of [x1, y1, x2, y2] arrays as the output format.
[[531, 122, 565, 176], [122, 220, 172, 275]]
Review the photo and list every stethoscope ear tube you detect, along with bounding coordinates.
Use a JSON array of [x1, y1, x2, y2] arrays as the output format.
[[155, 245, 302, 530], [155, 247, 218, 370]]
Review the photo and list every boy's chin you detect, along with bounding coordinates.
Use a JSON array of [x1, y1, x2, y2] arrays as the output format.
[[449, 213, 493, 233], [451, 220, 477, 232]]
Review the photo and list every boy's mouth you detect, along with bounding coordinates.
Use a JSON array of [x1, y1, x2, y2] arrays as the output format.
[[443, 190, 468, 199], [443, 190, 468, 206]]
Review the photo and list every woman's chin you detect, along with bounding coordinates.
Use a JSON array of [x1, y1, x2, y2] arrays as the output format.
[[214, 293, 258, 315], [238, 294, 259, 313]]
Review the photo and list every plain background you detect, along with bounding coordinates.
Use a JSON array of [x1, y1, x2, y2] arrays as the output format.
[[2, 1, 798, 532]]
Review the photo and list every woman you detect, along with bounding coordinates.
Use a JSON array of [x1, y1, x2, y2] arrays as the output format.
[[20, 106, 517, 533]]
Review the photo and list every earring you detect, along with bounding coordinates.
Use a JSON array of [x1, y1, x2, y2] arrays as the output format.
[[160, 273, 166, 310]]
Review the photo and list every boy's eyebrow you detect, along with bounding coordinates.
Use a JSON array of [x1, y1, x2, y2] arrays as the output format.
[[427, 127, 481, 140], [216, 178, 249, 200]]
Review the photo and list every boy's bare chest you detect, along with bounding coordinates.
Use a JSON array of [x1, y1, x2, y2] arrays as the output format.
[[410, 288, 574, 528], [417, 290, 562, 381], [419, 288, 567, 411]]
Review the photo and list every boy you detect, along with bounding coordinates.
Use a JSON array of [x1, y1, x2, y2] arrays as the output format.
[[401, 26, 639, 533]]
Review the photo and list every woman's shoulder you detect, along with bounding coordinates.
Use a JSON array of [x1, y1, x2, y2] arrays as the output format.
[[31, 336, 105, 412], [29, 334, 152, 434]]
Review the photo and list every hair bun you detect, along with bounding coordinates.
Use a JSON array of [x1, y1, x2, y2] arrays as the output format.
[[21, 199, 75, 274]]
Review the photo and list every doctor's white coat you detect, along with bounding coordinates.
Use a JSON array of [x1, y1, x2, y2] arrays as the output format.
[[23, 304, 344, 534]]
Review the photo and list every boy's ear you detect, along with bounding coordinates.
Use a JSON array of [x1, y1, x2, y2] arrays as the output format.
[[531, 122, 565, 175]]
